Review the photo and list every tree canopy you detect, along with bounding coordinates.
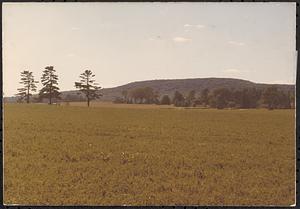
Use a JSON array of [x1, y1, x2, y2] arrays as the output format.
[[39, 66, 60, 104], [16, 70, 38, 103], [75, 70, 102, 107]]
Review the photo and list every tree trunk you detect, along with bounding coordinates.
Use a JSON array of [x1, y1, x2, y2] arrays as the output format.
[[49, 82, 52, 105], [87, 75, 90, 107], [27, 85, 30, 104]]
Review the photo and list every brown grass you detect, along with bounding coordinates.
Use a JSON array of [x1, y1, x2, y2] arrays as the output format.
[[62, 101, 173, 109], [4, 103, 295, 206]]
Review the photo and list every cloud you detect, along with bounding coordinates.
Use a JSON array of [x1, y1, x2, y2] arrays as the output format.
[[196, 24, 205, 29], [228, 41, 245, 46], [223, 69, 241, 74], [173, 37, 191, 43], [184, 24, 205, 29], [184, 24, 193, 27]]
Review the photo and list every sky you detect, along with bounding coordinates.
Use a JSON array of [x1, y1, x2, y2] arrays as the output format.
[[3, 2, 296, 97]]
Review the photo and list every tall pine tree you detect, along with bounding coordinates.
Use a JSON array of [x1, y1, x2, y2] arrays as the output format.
[[16, 70, 38, 103], [75, 70, 102, 107], [39, 66, 60, 104]]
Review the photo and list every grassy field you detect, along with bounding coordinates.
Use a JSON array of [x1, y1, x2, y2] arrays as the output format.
[[4, 103, 295, 206]]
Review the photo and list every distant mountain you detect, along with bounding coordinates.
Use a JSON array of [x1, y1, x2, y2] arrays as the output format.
[[97, 77, 295, 101], [4, 78, 295, 102]]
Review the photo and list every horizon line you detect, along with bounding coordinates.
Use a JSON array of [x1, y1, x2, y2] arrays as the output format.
[[4, 76, 295, 98]]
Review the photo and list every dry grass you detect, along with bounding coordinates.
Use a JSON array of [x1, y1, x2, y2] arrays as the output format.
[[4, 103, 295, 206], [62, 101, 173, 109]]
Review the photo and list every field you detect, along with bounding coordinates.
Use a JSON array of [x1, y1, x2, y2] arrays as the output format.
[[4, 103, 295, 206]]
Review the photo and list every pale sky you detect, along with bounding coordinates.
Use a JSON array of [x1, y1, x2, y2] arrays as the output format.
[[3, 2, 296, 97]]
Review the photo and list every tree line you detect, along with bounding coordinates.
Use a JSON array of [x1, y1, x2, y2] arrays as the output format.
[[16, 67, 294, 109], [16, 67, 101, 107], [114, 86, 295, 110]]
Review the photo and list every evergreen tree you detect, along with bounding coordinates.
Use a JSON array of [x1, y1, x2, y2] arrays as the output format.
[[121, 90, 128, 103], [160, 95, 171, 105], [39, 66, 60, 104], [289, 91, 295, 108], [262, 86, 280, 110], [75, 70, 102, 107], [16, 70, 38, 103], [212, 88, 231, 109], [200, 88, 209, 106], [172, 91, 185, 107], [186, 90, 196, 106]]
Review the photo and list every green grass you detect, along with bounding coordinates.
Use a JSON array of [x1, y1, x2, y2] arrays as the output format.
[[4, 104, 295, 205]]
